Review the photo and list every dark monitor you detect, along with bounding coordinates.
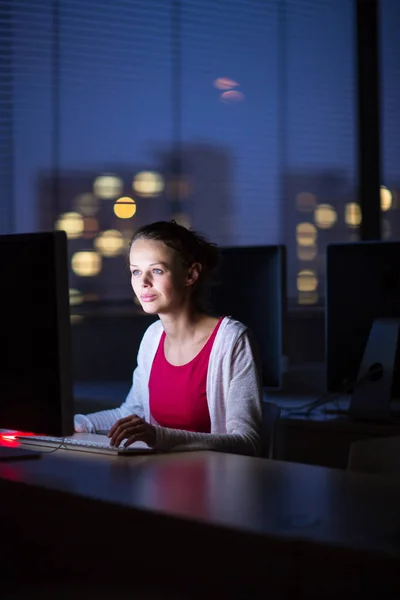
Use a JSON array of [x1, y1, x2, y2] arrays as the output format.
[[0, 231, 74, 457], [326, 241, 400, 420], [209, 245, 286, 389]]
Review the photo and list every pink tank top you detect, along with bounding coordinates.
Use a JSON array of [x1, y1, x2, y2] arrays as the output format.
[[149, 318, 223, 432]]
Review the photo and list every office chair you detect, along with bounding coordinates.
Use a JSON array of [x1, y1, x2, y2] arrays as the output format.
[[260, 401, 281, 459], [347, 435, 400, 474]]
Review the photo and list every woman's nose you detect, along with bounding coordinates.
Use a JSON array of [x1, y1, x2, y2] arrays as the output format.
[[140, 273, 152, 287]]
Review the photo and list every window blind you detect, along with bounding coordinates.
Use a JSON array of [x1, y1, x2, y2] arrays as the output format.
[[2, 0, 365, 304]]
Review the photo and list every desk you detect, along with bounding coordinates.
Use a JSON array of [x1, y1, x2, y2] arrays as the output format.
[[1, 449, 400, 599], [271, 395, 400, 469]]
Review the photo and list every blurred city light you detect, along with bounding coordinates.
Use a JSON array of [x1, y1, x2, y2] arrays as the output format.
[[114, 196, 137, 219], [314, 204, 337, 229], [381, 185, 392, 211], [296, 222, 317, 246], [345, 202, 362, 228], [55, 212, 84, 239], [71, 251, 102, 277], [133, 171, 164, 197], [220, 90, 245, 103], [69, 288, 83, 306], [93, 175, 123, 199], [213, 77, 240, 90], [94, 229, 125, 257], [297, 269, 318, 292]]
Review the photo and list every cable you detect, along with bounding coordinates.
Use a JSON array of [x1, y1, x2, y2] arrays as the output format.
[[19, 437, 66, 455], [37, 438, 66, 454], [282, 365, 383, 417]]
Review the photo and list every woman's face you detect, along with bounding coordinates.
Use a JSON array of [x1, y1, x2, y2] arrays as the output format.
[[129, 238, 197, 315]]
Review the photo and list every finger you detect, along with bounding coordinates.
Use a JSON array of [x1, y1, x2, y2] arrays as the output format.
[[108, 415, 141, 438], [110, 421, 141, 446], [108, 417, 133, 437], [111, 424, 145, 448], [123, 426, 148, 448], [124, 435, 140, 448]]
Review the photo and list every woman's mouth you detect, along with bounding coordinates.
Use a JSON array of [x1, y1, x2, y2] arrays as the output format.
[[140, 295, 157, 302]]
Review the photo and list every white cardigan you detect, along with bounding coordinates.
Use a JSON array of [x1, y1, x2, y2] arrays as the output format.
[[74, 316, 262, 456]]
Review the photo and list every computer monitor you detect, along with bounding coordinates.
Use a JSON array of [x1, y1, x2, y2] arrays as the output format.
[[209, 245, 287, 389], [0, 231, 74, 457], [326, 241, 400, 420]]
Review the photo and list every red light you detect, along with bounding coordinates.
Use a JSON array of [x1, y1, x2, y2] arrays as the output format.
[[0, 431, 37, 447]]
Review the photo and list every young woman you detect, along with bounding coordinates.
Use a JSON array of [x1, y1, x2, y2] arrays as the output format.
[[74, 221, 262, 456]]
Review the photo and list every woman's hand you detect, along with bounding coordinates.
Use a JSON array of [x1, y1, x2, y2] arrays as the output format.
[[108, 414, 156, 448]]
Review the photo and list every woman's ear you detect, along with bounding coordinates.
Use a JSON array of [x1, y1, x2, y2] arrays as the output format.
[[186, 262, 202, 287]]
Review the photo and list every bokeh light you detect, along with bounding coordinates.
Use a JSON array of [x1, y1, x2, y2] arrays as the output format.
[[55, 212, 84, 239], [296, 222, 317, 247], [71, 251, 102, 277], [94, 229, 125, 257], [345, 202, 362, 228], [114, 197, 137, 219], [297, 270, 318, 293], [381, 186, 392, 212], [133, 171, 164, 197], [93, 175, 123, 199], [314, 204, 337, 229], [69, 289, 83, 306], [220, 90, 245, 103], [213, 77, 239, 90]]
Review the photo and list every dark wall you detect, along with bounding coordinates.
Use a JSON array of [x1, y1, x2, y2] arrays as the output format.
[[71, 312, 157, 382]]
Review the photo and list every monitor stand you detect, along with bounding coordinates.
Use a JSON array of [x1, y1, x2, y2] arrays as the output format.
[[0, 445, 41, 461], [349, 318, 400, 421]]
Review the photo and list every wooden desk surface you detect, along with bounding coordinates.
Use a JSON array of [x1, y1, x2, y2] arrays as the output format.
[[1, 449, 400, 598]]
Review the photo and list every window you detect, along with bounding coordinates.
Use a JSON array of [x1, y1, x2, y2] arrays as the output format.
[[3, 0, 362, 307], [380, 0, 400, 240]]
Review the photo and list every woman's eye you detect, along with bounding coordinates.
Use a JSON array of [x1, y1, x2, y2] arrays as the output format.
[[132, 270, 140, 276], [153, 268, 163, 274]]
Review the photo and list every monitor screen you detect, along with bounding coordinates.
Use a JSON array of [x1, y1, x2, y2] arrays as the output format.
[[0, 231, 74, 437], [326, 241, 400, 416], [209, 245, 286, 389]]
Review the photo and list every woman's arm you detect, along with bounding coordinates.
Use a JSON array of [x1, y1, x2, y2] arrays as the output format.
[[74, 364, 145, 433]]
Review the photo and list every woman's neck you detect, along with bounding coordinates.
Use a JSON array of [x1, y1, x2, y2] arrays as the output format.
[[159, 309, 213, 344]]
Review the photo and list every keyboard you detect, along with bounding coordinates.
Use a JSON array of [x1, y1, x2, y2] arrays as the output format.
[[17, 432, 155, 456]]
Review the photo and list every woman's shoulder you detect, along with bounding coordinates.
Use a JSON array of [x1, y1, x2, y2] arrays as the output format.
[[139, 318, 164, 351], [218, 315, 250, 340], [143, 318, 164, 338]]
